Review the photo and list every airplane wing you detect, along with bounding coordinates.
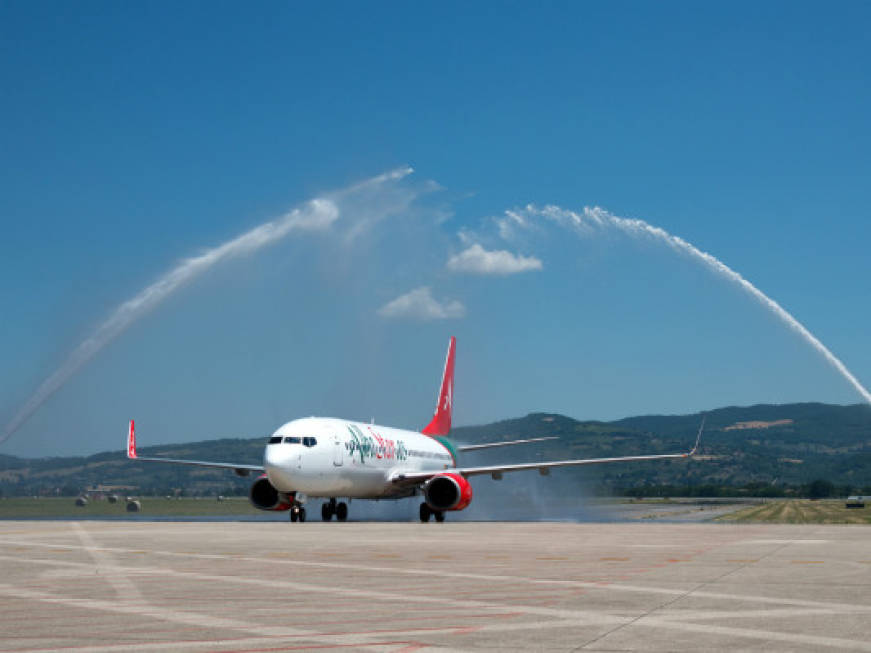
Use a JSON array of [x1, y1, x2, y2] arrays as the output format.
[[393, 417, 705, 484], [125, 420, 264, 477], [457, 436, 558, 452]]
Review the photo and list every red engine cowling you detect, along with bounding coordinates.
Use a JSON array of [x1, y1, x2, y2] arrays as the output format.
[[423, 473, 473, 511], [249, 475, 293, 511]]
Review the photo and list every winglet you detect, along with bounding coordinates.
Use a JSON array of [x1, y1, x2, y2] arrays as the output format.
[[688, 415, 705, 456], [422, 336, 455, 436], [127, 420, 137, 459]]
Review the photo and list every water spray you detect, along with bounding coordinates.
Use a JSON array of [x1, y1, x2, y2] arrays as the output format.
[[522, 204, 871, 405], [1, 167, 414, 445]]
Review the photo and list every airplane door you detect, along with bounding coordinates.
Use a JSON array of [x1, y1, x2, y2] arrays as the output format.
[[333, 436, 343, 466]]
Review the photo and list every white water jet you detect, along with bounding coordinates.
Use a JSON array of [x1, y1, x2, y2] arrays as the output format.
[[1, 167, 414, 444], [519, 204, 871, 405]]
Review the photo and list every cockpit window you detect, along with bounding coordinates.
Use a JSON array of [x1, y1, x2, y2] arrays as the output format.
[[303, 437, 317, 447], [283, 436, 302, 444], [268, 436, 282, 444]]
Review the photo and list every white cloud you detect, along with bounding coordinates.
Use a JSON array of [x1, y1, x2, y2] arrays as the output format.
[[496, 208, 531, 240], [446, 243, 543, 276], [377, 287, 466, 321]]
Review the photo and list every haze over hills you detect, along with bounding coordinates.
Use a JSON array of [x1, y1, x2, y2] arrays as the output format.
[[1, 402, 870, 496]]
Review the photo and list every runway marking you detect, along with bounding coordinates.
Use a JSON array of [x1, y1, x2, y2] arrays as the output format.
[[629, 617, 871, 652], [70, 523, 145, 604], [0, 582, 312, 638], [743, 539, 829, 544], [2, 538, 871, 615], [0, 619, 609, 653], [652, 607, 844, 622], [791, 560, 825, 564], [7, 549, 871, 651], [726, 559, 758, 563]]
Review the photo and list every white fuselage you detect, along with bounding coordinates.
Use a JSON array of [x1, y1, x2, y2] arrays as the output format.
[[263, 417, 454, 498]]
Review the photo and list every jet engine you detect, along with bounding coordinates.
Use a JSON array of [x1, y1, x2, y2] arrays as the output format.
[[423, 473, 473, 511], [249, 475, 293, 511]]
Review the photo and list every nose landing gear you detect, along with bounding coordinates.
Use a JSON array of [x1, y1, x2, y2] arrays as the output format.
[[321, 498, 349, 521], [290, 505, 306, 522], [419, 503, 445, 523]]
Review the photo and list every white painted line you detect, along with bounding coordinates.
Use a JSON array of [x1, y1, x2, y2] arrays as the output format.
[[1, 538, 868, 615], [70, 522, 145, 604]]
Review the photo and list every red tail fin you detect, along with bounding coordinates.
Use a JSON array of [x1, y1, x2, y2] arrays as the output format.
[[422, 336, 455, 436], [127, 420, 137, 459]]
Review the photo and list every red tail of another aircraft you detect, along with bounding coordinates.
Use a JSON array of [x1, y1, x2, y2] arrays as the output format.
[[422, 336, 455, 436], [127, 420, 137, 459]]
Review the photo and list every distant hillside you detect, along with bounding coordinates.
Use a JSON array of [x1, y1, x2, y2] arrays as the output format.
[[2, 402, 870, 496]]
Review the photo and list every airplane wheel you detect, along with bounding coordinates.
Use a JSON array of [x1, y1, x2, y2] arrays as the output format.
[[336, 502, 348, 521], [434, 510, 445, 523], [298, 507, 306, 522], [322, 503, 334, 521], [419, 503, 432, 523], [290, 508, 298, 522]]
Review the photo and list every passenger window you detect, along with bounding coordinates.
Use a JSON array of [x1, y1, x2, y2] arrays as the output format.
[[284, 436, 302, 444], [268, 436, 282, 444]]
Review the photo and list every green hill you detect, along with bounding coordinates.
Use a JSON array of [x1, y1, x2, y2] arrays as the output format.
[[2, 402, 870, 496]]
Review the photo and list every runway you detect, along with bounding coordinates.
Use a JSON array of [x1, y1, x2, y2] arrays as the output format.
[[0, 521, 869, 651]]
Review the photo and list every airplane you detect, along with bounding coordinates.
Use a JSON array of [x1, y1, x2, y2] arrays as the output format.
[[126, 336, 703, 522]]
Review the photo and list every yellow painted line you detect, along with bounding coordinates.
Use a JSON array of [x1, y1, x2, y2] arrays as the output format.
[[791, 560, 824, 564], [536, 556, 568, 561], [600, 557, 630, 562]]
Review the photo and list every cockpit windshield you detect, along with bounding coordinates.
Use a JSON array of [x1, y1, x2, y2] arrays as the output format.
[[269, 435, 317, 446]]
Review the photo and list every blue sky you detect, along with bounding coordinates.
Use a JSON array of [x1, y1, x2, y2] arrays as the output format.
[[2, 2, 870, 456]]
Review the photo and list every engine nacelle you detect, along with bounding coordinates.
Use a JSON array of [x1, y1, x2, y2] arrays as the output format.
[[249, 475, 293, 511], [423, 473, 473, 511]]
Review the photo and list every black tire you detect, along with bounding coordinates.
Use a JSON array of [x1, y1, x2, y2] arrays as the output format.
[[322, 503, 333, 521], [434, 510, 445, 523], [298, 507, 306, 522], [290, 509, 298, 522], [336, 502, 348, 521], [419, 503, 432, 523]]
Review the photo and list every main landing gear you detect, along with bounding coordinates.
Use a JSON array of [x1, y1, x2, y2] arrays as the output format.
[[419, 503, 445, 523], [321, 498, 348, 522]]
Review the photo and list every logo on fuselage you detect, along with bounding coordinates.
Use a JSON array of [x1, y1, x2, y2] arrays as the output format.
[[345, 424, 408, 464]]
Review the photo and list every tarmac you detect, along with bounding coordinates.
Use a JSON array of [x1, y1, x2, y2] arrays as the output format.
[[0, 519, 870, 652]]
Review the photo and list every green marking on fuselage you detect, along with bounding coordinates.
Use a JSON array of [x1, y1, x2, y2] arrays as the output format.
[[434, 436, 457, 466]]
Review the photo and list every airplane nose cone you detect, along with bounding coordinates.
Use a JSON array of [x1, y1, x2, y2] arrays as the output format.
[[264, 445, 296, 491]]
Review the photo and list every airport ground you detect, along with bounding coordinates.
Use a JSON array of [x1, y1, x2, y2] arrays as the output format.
[[1, 519, 870, 652], [2, 496, 869, 524]]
